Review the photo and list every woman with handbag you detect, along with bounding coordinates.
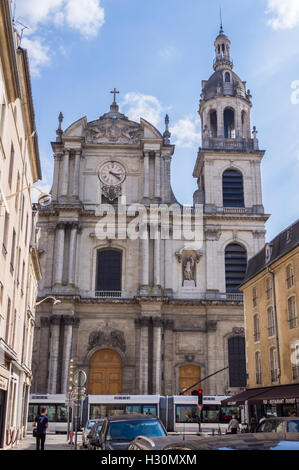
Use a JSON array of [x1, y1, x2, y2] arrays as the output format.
[[33, 408, 49, 451]]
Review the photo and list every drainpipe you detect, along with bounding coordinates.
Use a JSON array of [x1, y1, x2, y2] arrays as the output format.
[[267, 265, 281, 384]]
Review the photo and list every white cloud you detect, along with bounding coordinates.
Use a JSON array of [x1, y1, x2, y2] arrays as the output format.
[[266, 0, 299, 30], [170, 114, 201, 148], [120, 92, 165, 128], [15, 0, 105, 76], [158, 45, 181, 61], [21, 36, 51, 77]]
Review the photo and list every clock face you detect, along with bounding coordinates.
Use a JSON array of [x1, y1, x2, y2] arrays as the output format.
[[98, 161, 126, 186]]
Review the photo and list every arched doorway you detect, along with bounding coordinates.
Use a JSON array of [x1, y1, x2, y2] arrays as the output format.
[[179, 365, 201, 395], [88, 349, 122, 395]]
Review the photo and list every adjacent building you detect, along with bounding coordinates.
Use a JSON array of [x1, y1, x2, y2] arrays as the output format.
[[32, 26, 268, 400], [232, 219, 299, 419], [0, 1, 42, 449]]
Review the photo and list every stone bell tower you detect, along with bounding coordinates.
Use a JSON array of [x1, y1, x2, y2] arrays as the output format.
[[193, 25, 269, 297]]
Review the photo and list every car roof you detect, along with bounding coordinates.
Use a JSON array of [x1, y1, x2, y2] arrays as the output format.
[[105, 413, 159, 422], [262, 417, 299, 420]]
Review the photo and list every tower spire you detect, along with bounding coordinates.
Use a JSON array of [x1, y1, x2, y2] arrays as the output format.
[[220, 7, 224, 33]]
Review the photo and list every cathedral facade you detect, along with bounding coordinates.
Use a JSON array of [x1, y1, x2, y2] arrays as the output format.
[[32, 29, 269, 397]]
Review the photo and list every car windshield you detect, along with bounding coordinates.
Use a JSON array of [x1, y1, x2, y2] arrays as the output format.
[[107, 420, 166, 441], [287, 420, 299, 432], [259, 420, 284, 432]]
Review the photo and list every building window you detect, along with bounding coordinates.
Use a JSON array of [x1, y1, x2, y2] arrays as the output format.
[[210, 110, 217, 138], [8, 144, 14, 188], [267, 306, 276, 337], [290, 341, 299, 380], [286, 264, 294, 289], [10, 229, 16, 273], [5, 297, 11, 344], [254, 314, 260, 342], [2, 210, 9, 255], [288, 296, 297, 329], [225, 72, 231, 82], [252, 287, 258, 308], [266, 277, 273, 301], [270, 347, 279, 383], [225, 243, 247, 293], [96, 249, 122, 295], [222, 169, 244, 208], [255, 351, 262, 385], [228, 336, 246, 388]]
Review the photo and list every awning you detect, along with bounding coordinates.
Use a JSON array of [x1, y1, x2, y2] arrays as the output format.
[[222, 384, 299, 406]]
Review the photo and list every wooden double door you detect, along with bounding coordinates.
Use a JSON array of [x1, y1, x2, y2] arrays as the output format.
[[179, 365, 201, 395], [88, 349, 122, 395]]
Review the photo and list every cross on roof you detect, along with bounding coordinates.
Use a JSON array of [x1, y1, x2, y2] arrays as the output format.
[[110, 88, 120, 103]]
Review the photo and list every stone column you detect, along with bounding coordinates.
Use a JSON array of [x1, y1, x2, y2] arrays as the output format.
[[68, 223, 79, 285], [143, 152, 150, 199], [72, 150, 81, 198], [61, 149, 70, 197], [154, 152, 161, 200], [51, 153, 62, 200], [217, 106, 224, 138], [48, 316, 61, 394], [152, 317, 162, 394], [163, 155, 172, 202], [61, 316, 74, 394], [139, 318, 149, 394], [141, 224, 149, 286], [164, 238, 173, 291], [154, 233, 161, 287], [54, 223, 65, 286]]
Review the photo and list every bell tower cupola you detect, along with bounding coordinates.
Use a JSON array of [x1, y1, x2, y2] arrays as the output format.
[[214, 26, 233, 72]]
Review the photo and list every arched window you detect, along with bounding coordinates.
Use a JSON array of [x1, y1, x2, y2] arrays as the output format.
[[210, 110, 217, 137], [225, 72, 231, 83], [286, 264, 294, 289], [228, 337, 246, 387], [224, 108, 235, 138], [267, 307, 275, 337], [255, 351, 262, 384], [254, 314, 260, 342], [222, 169, 244, 208], [96, 249, 122, 295], [288, 296, 297, 329], [225, 243, 247, 293]]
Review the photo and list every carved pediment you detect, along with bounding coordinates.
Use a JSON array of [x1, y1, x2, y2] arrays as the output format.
[[85, 119, 144, 145], [88, 329, 126, 352]]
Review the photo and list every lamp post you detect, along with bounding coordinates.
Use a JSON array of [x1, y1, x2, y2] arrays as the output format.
[[2, 183, 52, 212], [35, 296, 61, 307]]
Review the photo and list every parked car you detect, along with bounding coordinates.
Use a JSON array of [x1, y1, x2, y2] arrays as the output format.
[[128, 433, 299, 451], [96, 414, 167, 450], [82, 419, 103, 448], [87, 420, 105, 450], [256, 417, 299, 433]]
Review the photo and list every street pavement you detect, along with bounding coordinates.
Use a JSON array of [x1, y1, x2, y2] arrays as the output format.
[[10, 432, 84, 451]]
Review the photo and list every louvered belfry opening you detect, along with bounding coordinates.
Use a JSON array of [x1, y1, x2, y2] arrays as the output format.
[[96, 249, 122, 292], [225, 243, 247, 293], [222, 169, 244, 208]]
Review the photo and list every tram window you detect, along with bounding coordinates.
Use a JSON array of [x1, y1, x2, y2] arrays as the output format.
[[201, 406, 221, 423], [142, 406, 157, 416], [175, 405, 199, 423], [56, 405, 69, 422], [28, 405, 38, 422], [126, 405, 142, 414]]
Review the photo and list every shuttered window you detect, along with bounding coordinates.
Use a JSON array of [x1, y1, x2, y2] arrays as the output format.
[[222, 169, 244, 208], [96, 250, 122, 292], [225, 243, 247, 293], [228, 337, 246, 388]]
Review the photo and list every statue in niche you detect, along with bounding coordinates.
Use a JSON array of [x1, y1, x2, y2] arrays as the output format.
[[183, 255, 196, 287]]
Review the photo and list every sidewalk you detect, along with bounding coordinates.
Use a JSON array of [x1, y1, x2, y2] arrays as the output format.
[[10, 433, 83, 451]]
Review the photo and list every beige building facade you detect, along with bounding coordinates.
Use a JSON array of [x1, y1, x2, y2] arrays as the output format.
[[32, 28, 268, 399], [0, 1, 42, 449]]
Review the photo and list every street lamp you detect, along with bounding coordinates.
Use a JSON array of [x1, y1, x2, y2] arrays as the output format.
[[35, 296, 61, 307], [2, 183, 52, 212]]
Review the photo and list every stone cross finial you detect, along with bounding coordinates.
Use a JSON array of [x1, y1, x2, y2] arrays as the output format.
[[110, 88, 120, 103]]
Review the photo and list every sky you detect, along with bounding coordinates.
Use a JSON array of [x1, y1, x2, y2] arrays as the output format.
[[13, 0, 299, 242]]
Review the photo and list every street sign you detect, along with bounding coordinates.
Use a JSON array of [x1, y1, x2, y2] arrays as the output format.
[[73, 370, 87, 387]]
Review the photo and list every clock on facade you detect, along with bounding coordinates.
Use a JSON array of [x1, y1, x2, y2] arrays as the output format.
[[98, 161, 126, 186]]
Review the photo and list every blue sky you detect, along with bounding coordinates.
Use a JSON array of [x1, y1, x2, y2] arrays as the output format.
[[14, 0, 299, 241]]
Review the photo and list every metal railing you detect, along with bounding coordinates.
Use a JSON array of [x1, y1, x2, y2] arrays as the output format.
[[95, 290, 122, 298], [203, 137, 255, 151]]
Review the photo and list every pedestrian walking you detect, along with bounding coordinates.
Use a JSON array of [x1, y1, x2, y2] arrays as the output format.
[[33, 407, 49, 451], [249, 415, 258, 433], [259, 414, 267, 425], [227, 414, 240, 434]]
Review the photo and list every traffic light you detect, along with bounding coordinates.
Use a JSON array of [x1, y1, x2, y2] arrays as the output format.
[[192, 389, 203, 405]]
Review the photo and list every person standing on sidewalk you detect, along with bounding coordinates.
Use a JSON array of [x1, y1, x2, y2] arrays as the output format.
[[33, 408, 49, 451], [227, 414, 240, 434]]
